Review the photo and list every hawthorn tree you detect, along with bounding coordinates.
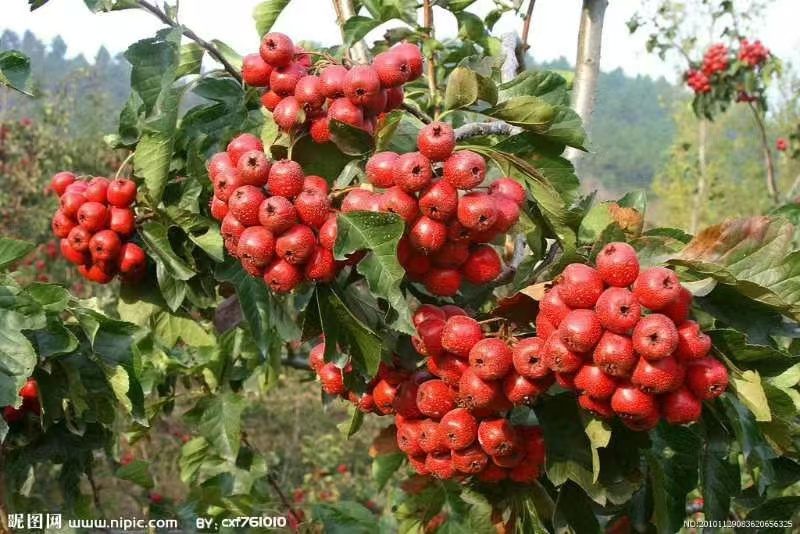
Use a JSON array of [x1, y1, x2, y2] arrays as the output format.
[[1, 1, 799, 533]]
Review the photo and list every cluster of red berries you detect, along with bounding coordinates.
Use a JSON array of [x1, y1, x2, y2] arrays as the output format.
[[538, 242, 729, 430], [702, 43, 729, 76], [242, 32, 423, 141], [2, 379, 40, 424], [209, 134, 340, 293], [738, 38, 769, 67], [49, 172, 146, 284], [309, 303, 547, 483], [339, 122, 521, 296], [686, 69, 712, 94], [777, 138, 788, 152]]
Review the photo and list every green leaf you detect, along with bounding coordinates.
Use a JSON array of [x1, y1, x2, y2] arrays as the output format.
[[543, 107, 587, 150], [32, 315, 79, 358], [334, 212, 414, 335], [312, 502, 381, 534], [444, 67, 479, 110], [253, 0, 291, 36], [139, 221, 196, 281], [338, 406, 364, 438], [210, 40, 243, 71], [731, 370, 772, 422], [700, 411, 740, 522], [0, 50, 32, 95], [328, 119, 375, 156], [455, 11, 486, 43], [135, 87, 181, 204], [670, 216, 800, 322], [0, 238, 35, 270], [0, 306, 39, 406], [746, 497, 800, 532], [722, 395, 776, 493], [583, 415, 611, 483], [291, 134, 351, 183], [124, 33, 180, 115], [647, 424, 702, 534], [342, 16, 382, 47], [709, 329, 798, 376], [553, 482, 600, 534], [189, 225, 225, 262], [115, 460, 155, 489], [83, 0, 138, 12], [498, 71, 570, 106], [376, 110, 425, 153], [156, 261, 187, 311], [191, 391, 246, 461], [487, 96, 556, 131], [176, 42, 204, 78], [153, 311, 215, 347], [372, 453, 404, 491]]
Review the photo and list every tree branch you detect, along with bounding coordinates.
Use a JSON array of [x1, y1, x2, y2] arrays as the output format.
[[786, 174, 800, 202], [267, 473, 302, 520], [423, 0, 438, 112], [454, 121, 523, 140], [332, 0, 370, 64], [521, 0, 536, 53], [690, 119, 709, 234], [134, 0, 242, 83], [402, 103, 433, 124], [500, 33, 520, 82], [747, 101, 779, 204]]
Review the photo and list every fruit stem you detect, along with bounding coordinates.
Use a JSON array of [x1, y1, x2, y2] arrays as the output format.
[[329, 185, 362, 200], [422, 0, 439, 115], [114, 151, 136, 181], [477, 317, 506, 326], [133, 0, 243, 83]]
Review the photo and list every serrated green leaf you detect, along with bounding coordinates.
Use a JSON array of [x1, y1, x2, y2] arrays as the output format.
[[342, 16, 382, 47], [444, 67, 479, 110], [193, 391, 246, 461], [498, 71, 570, 106], [731, 370, 772, 422], [487, 96, 556, 131], [372, 453, 404, 491], [553, 482, 600, 534], [253, 0, 292, 36], [376, 110, 424, 153], [139, 221, 195, 281], [189, 225, 225, 262], [312, 501, 381, 534], [328, 119, 375, 156], [334, 212, 414, 335], [176, 42, 204, 78], [0, 50, 32, 95], [701, 411, 740, 522], [209, 40, 243, 72], [291, 134, 351, 182], [153, 310, 215, 347], [0, 238, 35, 270], [32, 315, 79, 358], [115, 460, 155, 489], [124, 33, 180, 115]]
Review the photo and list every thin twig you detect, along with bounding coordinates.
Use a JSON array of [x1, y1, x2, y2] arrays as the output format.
[[114, 151, 136, 180], [401, 103, 433, 124], [454, 121, 523, 140], [785, 174, 800, 202], [495, 235, 527, 285], [135, 213, 156, 224], [134, 0, 242, 83], [521, 0, 536, 52], [423, 0, 438, 114], [86, 462, 106, 518], [267, 473, 302, 519], [747, 101, 779, 204]]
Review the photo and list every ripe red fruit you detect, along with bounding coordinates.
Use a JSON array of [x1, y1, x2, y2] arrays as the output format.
[[457, 192, 497, 231], [409, 216, 447, 254], [67, 226, 91, 253], [462, 246, 503, 285], [227, 134, 264, 166], [596, 242, 640, 287], [574, 365, 617, 399], [661, 287, 693, 324], [60, 238, 88, 265], [385, 86, 404, 110], [85, 177, 110, 203], [632, 357, 684, 394], [661, 387, 702, 424], [418, 122, 456, 162], [540, 287, 572, 326], [310, 116, 331, 143], [543, 334, 585, 373], [503, 372, 548, 405], [379, 186, 418, 223], [419, 420, 446, 454], [208, 152, 234, 182], [118, 243, 146, 274], [214, 169, 245, 203], [2, 406, 24, 424], [477, 419, 517, 456], [305, 247, 336, 282], [268, 160, 304, 199], [443, 150, 486, 190], [512, 337, 549, 379], [452, 444, 489, 473], [555, 370, 575, 391], [229, 185, 267, 227], [294, 75, 325, 110], [491, 194, 521, 233], [303, 175, 329, 195], [276, 225, 316, 265], [675, 320, 711, 362], [475, 463, 508, 483], [392, 43, 424, 79], [633, 267, 681, 310], [407, 454, 429, 475], [242, 53, 272, 86], [488, 178, 525, 206], [439, 408, 478, 449], [373, 380, 398, 414], [259, 32, 294, 67], [259, 196, 297, 235], [107, 178, 138, 207], [427, 353, 468, 386], [19, 378, 38, 401], [237, 150, 270, 186], [632, 313, 679, 360], [109, 207, 135, 237], [343, 65, 381, 106], [458, 368, 503, 410], [425, 452, 456, 479], [261, 90, 282, 111], [559, 309, 603, 353], [578, 395, 614, 418], [611, 384, 657, 421], [264, 259, 303, 293], [417, 379, 457, 418], [557, 263, 604, 309], [319, 215, 338, 250], [373, 51, 411, 87], [309, 343, 326, 372], [362, 89, 388, 117], [89, 230, 122, 261], [50, 171, 76, 196], [595, 287, 641, 334], [80, 262, 115, 284], [221, 214, 246, 255], [423, 268, 462, 297], [75, 201, 108, 233], [237, 226, 275, 269], [365, 152, 398, 188], [295, 189, 331, 229], [318, 362, 345, 395], [393, 152, 432, 193], [469, 338, 513, 380], [319, 65, 348, 98], [273, 96, 304, 130], [441, 316, 483, 357], [419, 180, 458, 222], [593, 331, 637, 377], [686, 357, 728, 400], [415, 317, 446, 357], [396, 421, 425, 456], [59, 191, 86, 219], [431, 241, 470, 269]]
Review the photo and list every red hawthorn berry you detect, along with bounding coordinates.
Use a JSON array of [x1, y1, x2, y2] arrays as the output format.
[[385, 86, 405, 110], [488, 178, 525, 206], [60, 238, 89, 266], [417, 379, 457, 418], [427, 353, 468, 386], [50, 171, 77, 197], [267, 160, 304, 199], [261, 90, 282, 111], [542, 333, 585, 373], [441, 315, 483, 357], [661, 286, 693, 325], [578, 394, 614, 419], [273, 96, 305, 131], [341, 189, 380, 213], [366, 151, 399, 188], [379, 186, 418, 223], [557, 263, 604, 309], [419, 419, 447, 454], [439, 407, 478, 450], [392, 43, 424, 80], [457, 192, 497, 231], [89, 230, 122, 262], [229, 185, 267, 227], [208, 152, 234, 181], [373, 379, 398, 414], [592, 331, 637, 377], [242, 53, 272, 86], [318, 362, 346, 395], [502, 372, 548, 405], [419, 179, 458, 222], [458, 368, 503, 410], [264, 258, 303, 293], [76, 201, 109, 233], [610, 384, 657, 421], [109, 207, 135, 237], [574, 364, 617, 399], [595, 287, 641, 334], [237, 150, 271, 187], [431, 241, 470, 269], [118, 243, 146, 275], [491, 194, 521, 233], [425, 452, 456, 479], [343, 65, 381, 107], [461, 245, 502, 285], [373, 51, 411, 87], [660, 387, 702, 424], [623, 408, 661, 432], [674, 320, 711, 362], [319, 65, 348, 98], [221, 213, 247, 254], [686, 357, 728, 400], [413, 304, 447, 327], [477, 419, 517, 457], [512, 337, 549, 379], [632, 313, 679, 361], [259, 196, 297, 235], [409, 216, 447, 255], [393, 152, 433, 193], [443, 150, 487, 190], [67, 226, 91, 252], [318, 214, 338, 250], [418, 122, 456, 162], [558, 309, 603, 353], [303, 175, 329, 195], [595, 242, 640, 287], [310, 116, 331, 143], [295, 189, 331, 229], [396, 420, 425, 457], [59, 191, 87, 219], [305, 247, 336, 282], [85, 177, 110, 203], [414, 318, 446, 357], [227, 134, 264, 167], [540, 287, 572, 326], [294, 75, 325, 110], [260, 32, 295, 67], [213, 169, 245, 203], [237, 226, 275, 269], [452, 444, 489, 473], [276, 225, 316, 265], [423, 268, 462, 297], [469, 338, 514, 381], [270, 62, 306, 96], [632, 267, 681, 311]]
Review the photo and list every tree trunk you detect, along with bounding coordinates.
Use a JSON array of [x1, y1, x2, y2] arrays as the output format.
[[748, 102, 779, 205], [568, 0, 608, 164], [690, 119, 708, 234], [332, 0, 369, 64]]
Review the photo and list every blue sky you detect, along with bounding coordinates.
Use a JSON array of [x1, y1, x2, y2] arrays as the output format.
[[2, 0, 798, 82]]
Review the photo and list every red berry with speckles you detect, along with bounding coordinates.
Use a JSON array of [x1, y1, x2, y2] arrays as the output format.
[[543, 334, 585, 373], [319, 363, 345, 396], [427, 353, 468, 386], [417, 379, 457, 418], [426, 452, 456, 479], [295, 189, 331, 229], [461, 245, 502, 285], [366, 152, 398, 188], [392, 43, 424, 79], [89, 230, 121, 262], [469, 338, 513, 381], [276, 225, 316, 265], [396, 421, 425, 457], [439, 408, 478, 450], [596, 242, 640, 287], [578, 394, 614, 419], [214, 169, 245, 203], [661, 387, 702, 424], [260, 32, 294, 67], [61, 238, 89, 265], [237, 226, 275, 269], [441, 316, 483, 358], [559, 309, 603, 353], [503, 372, 549, 405], [343, 65, 381, 106], [242, 53, 272, 86], [488, 178, 525, 206], [294, 75, 325, 110], [424, 268, 462, 297], [633, 267, 681, 311], [512, 337, 549, 379], [208, 153, 234, 181], [419, 180, 458, 222], [264, 259, 302, 293], [686, 357, 728, 400], [109, 208, 135, 237], [418, 122, 456, 162], [444, 150, 486, 190], [259, 196, 297, 235], [273, 96, 304, 131], [51, 171, 76, 197], [227, 134, 264, 167], [558, 263, 604, 309], [410, 216, 447, 254], [119, 244, 146, 275], [393, 152, 432, 193], [379, 187, 418, 223], [632, 357, 685, 394], [458, 368, 503, 410], [478, 419, 517, 457], [419, 420, 446, 454], [229, 185, 266, 227], [574, 365, 617, 399], [593, 331, 637, 377], [491, 194, 521, 233], [373, 51, 411, 88], [611, 384, 657, 421], [540, 288, 571, 327], [632, 314, 679, 361], [595, 287, 641, 334], [60, 191, 86, 219], [457, 192, 497, 231], [452, 444, 489, 473], [675, 320, 711, 362], [268, 160, 304, 199], [319, 65, 348, 98], [662, 287, 693, 325], [76, 201, 109, 233]]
